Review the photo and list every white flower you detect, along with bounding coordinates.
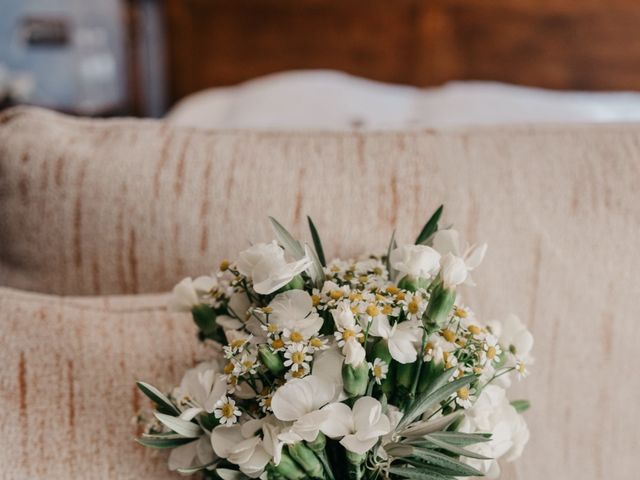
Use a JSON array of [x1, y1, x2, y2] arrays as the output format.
[[169, 276, 217, 311], [454, 386, 476, 409], [389, 245, 441, 278], [368, 317, 422, 364], [423, 333, 451, 363], [480, 335, 502, 365], [173, 360, 228, 417], [496, 314, 534, 363], [321, 397, 391, 454], [368, 358, 388, 384], [168, 434, 217, 472], [332, 301, 366, 366], [312, 346, 345, 402], [236, 241, 311, 295], [213, 396, 242, 425], [283, 344, 313, 373], [458, 385, 530, 477], [432, 230, 487, 287], [268, 290, 323, 340], [271, 375, 335, 442], [211, 420, 271, 478]]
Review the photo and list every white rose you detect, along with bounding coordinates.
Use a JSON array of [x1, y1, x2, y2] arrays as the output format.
[[236, 241, 311, 295], [389, 244, 441, 278]]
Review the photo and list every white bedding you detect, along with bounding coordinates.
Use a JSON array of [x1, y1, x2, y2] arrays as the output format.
[[167, 70, 640, 130]]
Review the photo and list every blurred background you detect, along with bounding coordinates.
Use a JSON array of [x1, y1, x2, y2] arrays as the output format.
[[3, 0, 640, 129]]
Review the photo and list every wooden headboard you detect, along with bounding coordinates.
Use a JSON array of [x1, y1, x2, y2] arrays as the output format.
[[163, 0, 640, 103]]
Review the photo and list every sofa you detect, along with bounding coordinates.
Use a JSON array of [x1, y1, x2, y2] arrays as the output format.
[[1, 106, 638, 479]]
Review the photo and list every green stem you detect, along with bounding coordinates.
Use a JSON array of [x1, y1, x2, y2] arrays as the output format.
[[410, 328, 428, 398]]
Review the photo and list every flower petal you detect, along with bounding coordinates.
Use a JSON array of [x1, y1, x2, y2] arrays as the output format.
[[320, 402, 353, 438]]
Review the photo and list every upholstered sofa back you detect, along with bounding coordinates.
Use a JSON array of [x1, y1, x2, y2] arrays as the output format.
[[1, 107, 639, 478]]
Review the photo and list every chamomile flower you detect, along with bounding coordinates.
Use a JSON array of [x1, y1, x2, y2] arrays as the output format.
[[237, 352, 258, 375], [261, 322, 280, 337], [423, 334, 447, 363], [213, 396, 241, 425], [268, 334, 286, 352], [402, 291, 428, 321], [283, 344, 313, 372], [284, 365, 310, 380], [223, 333, 253, 358], [368, 358, 389, 384], [515, 360, 529, 379], [258, 390, 274, 413], [308, 336, 329, 353], [480, 335, 502, 365], [282, 328, 310, 345], [455, 386, 476, 409]]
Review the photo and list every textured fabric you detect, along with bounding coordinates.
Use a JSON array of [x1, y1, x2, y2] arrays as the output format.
[[2, 107, 640, 478], [0, 287, 207, 479]]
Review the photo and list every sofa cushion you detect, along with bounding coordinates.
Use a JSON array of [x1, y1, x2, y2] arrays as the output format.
[[0, 286, 207, 479], [2, 107, 640, 478]]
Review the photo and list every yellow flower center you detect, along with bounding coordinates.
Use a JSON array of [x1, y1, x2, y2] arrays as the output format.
[[349, 292, 363, 302], [424, 342, 434, 353], [291, 351, 306, 364], [289, 331, 304, 343], [442, 329, 456, 342], [311, 294, 321, 306], [395, 292, 406, 301], [219, 260, 230, 271], [366, 304, 380, 317], [457, 387, 470, 400], [468, 325, 481, 335], [373, 365, 383, 378], [231, 339, 246, 349], [310, 338, 323, 348], [267, 323, 278, 333], [382, 305, 393, 315], [329, 290, 344, 300], [454, 307, 468, 318], [359, 275, 369, 283], [262, 306, 273, 314], [456, 338, 466, 347], [408, 300, 420, 314], [271, 338, 285, 349], [518, 363, 526, 374], [242, 360, 254, 369], [224, 362, 235, 374], [263, 397, 271, 407], [342, 329, 356, 341], [292, 369, 306, 378], [386, 286, 399, 295], [221, 403, 235, 418], [373, 267, 383, 275], [486, 346, 496, 360]]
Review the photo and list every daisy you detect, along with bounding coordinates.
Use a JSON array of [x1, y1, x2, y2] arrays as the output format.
[[223, 333, 252, 358], [284, 365, 310, 380], [308, 336, 329, 353], [402, 291, 428, 321], [480, 334, 502, 365], [283, 344, 313, 372], [213, 396, 241, 425], [268, 334, 286, 352], [237, 352, 258, 375], [515, 360, 530, 380], [454, 386, 476, 409], [368, 358, 389, 384]]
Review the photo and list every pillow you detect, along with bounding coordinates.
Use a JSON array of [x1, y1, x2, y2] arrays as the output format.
[[0, 286, 207, 479]]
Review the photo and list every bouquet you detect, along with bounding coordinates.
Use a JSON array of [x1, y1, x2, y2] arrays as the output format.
[[136, 207, 533, 479]]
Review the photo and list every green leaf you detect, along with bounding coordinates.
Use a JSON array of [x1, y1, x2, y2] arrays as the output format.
[[409, 447, 484, 476], [423, 367, 456, 397], [269, 217, 305, 259], [388, 466, 455, 479], [386, 229, 398, 281], [423, 431, 492, 446], [154, 412, 202, 438], [511, 399, 531, 413], [304, 243, 325, 287], [400, 411, 462, 438], [397, 375, 478, 432], [136, 381, 180, 416], [176, 460, 219, 474], [136, 434, 196, 449], [421, 434, 492, 460], [415, 205, 444, 245], [307, 216, 326, 267]]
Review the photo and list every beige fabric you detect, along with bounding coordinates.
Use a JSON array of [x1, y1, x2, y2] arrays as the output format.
[[2, 107, 640, 478], [0, 287, 207, 479]]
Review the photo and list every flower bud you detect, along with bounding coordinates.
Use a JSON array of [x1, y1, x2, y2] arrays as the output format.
[[278, 274, 305, 292], [259, 344, 285, 375], [397, 275, 430, 293], [272, 451, 307, 480], [191, 304, 218, 335], [342, 362, 369, 397], [306, 432, 326, 453], [288, 443, 325, 479], [425, 282, 456, 327]]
